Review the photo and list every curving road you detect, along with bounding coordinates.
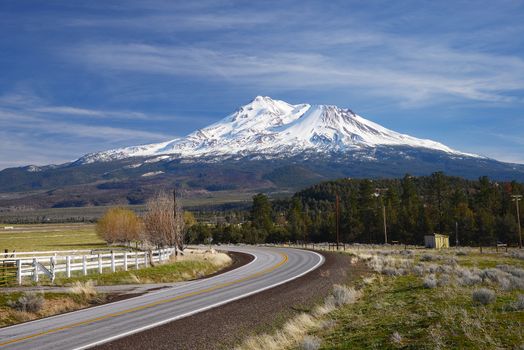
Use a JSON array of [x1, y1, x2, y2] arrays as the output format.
[[0, 246, 324, 350]]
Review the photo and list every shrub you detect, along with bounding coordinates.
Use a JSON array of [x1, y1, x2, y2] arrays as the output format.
[[8, 292, 45, 313], [472, 288, 496, 305], [413, 265, 425, 276], [300, 336, 321, 350], [508, 251, 524, 260], [509, 276, 524, 290], [420, 254, 435, 262], [507, 295, 524, 311], [332, 285, 361, 306], [481, 268, 511, 287], [437, 274, 451, 287], [427, 264, 439, 274], [423, 275, 438, 289], [383, 267, 401, 276], [457, 268, 482, 286]]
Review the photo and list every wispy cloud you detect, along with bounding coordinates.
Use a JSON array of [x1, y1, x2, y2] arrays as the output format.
[[72, 39, 524, 105], [0, 91, 175, 169]]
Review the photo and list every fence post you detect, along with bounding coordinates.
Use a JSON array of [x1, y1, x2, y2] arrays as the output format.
[[32, 258, 39, 282], [17, 259, 22, 285], [111, 251, 116, 273], [50, 256, 56, 283], [124, 252, 128, 271], [144, 252, 148, 267], [98, 254, 103, 274], [66, 256, 71, 278], [82, 256, 87, 276], [135, 251, 139, 270]]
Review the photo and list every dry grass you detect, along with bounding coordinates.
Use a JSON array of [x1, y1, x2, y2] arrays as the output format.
[[236, 283, 361, 350], [0, 289, 101, 327], [174, 248, 232, 267], [68, 280, 101, 303], [297, 244, 524, 349]]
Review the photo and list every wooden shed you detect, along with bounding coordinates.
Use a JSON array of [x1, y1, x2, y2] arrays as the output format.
[[424, 234, 449, 249]]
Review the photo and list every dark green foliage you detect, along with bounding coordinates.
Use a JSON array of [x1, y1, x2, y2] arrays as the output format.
[[251, 193, 273, 232], [188, 172, 524, 246]]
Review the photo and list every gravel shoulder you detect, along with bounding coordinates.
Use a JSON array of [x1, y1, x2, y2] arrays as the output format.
[[96, 250, 368, 350]]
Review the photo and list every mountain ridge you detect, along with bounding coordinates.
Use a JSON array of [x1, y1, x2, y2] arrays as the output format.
[[78, 96, 481, 164], [1, 96, 523, 210]]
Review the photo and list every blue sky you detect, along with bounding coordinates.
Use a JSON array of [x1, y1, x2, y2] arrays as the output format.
[[1, 0, 523, 169]]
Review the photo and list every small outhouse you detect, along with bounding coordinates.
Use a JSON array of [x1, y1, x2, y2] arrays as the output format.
[[424, 234, 449, 249]]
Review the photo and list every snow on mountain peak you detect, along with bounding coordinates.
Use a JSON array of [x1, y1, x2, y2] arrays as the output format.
[[78, 97, 480, 164]]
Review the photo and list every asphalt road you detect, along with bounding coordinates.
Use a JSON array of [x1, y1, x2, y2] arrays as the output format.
[[0, 246, 324, 350]]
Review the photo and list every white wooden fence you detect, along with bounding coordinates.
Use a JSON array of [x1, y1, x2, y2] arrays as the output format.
[[0, 248, 175, 285]]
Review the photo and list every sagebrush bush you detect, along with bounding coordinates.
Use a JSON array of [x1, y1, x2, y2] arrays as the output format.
[[507, 295, 524, 311], [420, 254, 435, 262], [413, 265, 425, 276], [457, 268, 483, 286], [8, 292, 45, 313], [383, 267, 401, 276], [332, 285, 360, 306], [508, 251, 524, 260], [437, 274, 451, 287], [472, 288, 496, 305], [423, 275, 438, 289]]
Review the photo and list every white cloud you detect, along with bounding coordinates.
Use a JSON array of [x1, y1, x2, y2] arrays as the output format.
[[72, 40, 524, 105]]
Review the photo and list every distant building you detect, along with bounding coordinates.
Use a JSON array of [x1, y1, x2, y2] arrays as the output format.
[[424, 234, 449, 249]]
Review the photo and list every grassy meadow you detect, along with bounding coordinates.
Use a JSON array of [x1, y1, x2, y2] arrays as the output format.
[[238, 246, 524, 350], [0, 224, 105, 252]]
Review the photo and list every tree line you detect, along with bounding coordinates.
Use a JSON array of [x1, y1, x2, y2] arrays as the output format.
[[187, 173, 523, 246]]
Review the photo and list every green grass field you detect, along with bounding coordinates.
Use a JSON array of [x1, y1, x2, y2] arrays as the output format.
[[311, 247, 524, 349], [235, 246, 524, 350], [0, 224, 106, 252]]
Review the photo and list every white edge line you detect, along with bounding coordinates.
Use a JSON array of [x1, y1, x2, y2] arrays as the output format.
[[0, 248, 258, 331], [71, 250, 325, 350]]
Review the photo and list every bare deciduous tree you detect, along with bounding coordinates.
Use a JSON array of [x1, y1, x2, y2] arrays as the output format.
[[96, 207, 142, 245], [144, 190, 185, 250]]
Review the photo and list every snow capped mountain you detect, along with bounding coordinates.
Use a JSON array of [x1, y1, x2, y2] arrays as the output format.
[[78, 96, 480, 164]]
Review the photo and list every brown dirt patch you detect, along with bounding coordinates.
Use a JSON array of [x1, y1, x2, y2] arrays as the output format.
[[96, 251, 369, 350]]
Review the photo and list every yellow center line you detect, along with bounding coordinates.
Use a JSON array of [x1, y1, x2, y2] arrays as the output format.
[[0, 252, 289, 347]]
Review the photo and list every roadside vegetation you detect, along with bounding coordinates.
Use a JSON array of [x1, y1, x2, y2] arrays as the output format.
[[236, 246, 523, 350], [0, 249, 232, 326], [0, 281, 103, 327], [53, 249, 232, 285]]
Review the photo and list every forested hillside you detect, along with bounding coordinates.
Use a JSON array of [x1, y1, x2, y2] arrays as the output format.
[[187, 172, 523, 246]]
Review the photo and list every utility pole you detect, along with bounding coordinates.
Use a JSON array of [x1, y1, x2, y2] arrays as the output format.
[[173, 188, 178, 253], [382, 203, 387, 244], [512, 195, 522, 249], [455, 221, 459, 247], [374, 188, 388, 244], [336, 194, 340, 250]]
